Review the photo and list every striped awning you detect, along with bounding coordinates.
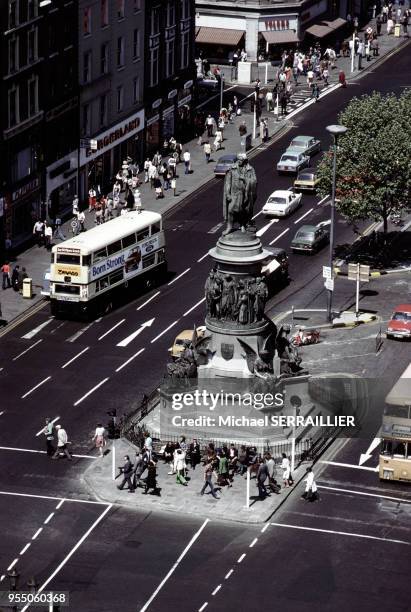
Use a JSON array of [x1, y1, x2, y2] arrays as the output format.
[[195, 27, 245, 46], [262, 30, 300, 44]]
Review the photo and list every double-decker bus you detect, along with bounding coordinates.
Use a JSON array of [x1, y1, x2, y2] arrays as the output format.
[[49, 210, 166, 318], [379, 363, 411, 482]]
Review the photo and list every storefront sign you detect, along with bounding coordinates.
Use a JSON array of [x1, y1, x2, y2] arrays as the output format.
[[178, 95, 192, 107], [168, 89, 178, 100], [147, 114, 160, 127], [11, 178, 40, 203], [57, 247, 81, 255], [152, 98, 162, 109], [184, 80, 193, 89], [163, 106, 175, 117], [261, 17, 298, 31], [55, 265, 80, 277]]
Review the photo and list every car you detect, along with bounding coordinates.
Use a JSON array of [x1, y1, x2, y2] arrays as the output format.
[[261, 247, 289, 294], [197, 75, 219, 90], [288, 135, 321, 157], [386, 304, 411, 340], [262, 190, 302, 217], [214, 154, 237, 176], [277, 149, 310, 174], [294, 167, 320, 192], [168, 326, 206, 359], [291, 224, 329, 254]]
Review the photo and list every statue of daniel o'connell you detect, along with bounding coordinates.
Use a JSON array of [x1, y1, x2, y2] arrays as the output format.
[[223, 153, 257, 235]]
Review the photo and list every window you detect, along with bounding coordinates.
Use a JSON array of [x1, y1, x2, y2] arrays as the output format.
[[10, 147, 35, 182], [9, 0, 18, 28], [133, 29, 140, 59], [150, 47, 159, 87], [122, 234, 136, 249], [19, 33, 28, 68], [8, 87, 18, 127], [150, 6, 160, 35], [117, 0, 125, 19], [151, 223, 161, 235], [117, 36, 124, 67], [107, 240, 122, 256], [167, 1, 175, 27], [83, 7, 92, 35], [99, 94, 107, 126], [83, 51, 91, 83], [28, 76, 38, 116], [137, 228, 150, 242], [157, 249, 165, 263], [133, 77, 140, 104], [133, 0, 141, 12], [109, 269, 123, 285], [56, 254, 81, 265], [28, 0, 36, 20], [9, 38, 18, 73], [166, 39, 175, 77], [116, 86, 124, 112], [96, 276, 109, 292], [181, 0, 190, 20], [28, 28, 37, 63], [143, 254, 156, 269], [55, 284, 80, 295], [94, 247, 108, 263], [181, 31, 190, 68], [82, 104, 90, 136], [82, 255, 91, 267], [100, 43, 109, 74], [101, 0, 108, 26]]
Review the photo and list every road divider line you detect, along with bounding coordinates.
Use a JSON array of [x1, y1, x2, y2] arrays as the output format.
[[67, 321, 95, 343], [13, 339, 43, 361], [139, 519, 210, 612], [115, 348, 145, 373], [249, 538, 258, 548], [168, 267, 191, 286], [252, 210, 263, 220], [117, 319, 155, 347], [237, 553, 246, 563], [19, 543, 31, 556], [317, 194, 330, 206], [0, 492, 103, 506], [198, 604, 208, 612], [208, 222, 224, 234], [32, 527, 43, 540], [73, 377, 109, 406], [56, 499, 65, 509], [261, 524, 269, 533], [7, 559, 18, 571], [183, 298, 206, 317], [197, 253, 209, 263], [270, 522, 411, 545], [0, 412, 4, 417], [150, 320, 179, 344], [225, 569, 234, 579], [294, 208, 313, 224], [61, 347, 89, 369], [136, 291, 161, 311], [212, 585, 221, 596], [318, 485, 411, 504], [22, 318, 53, 340], [35, 416, 60, 437], [269, 228, 289, 245], [21, 376, 51, 399], [44, 512, 55, 525], [256, 219, 278, 237], [98, 319, 125, 341]]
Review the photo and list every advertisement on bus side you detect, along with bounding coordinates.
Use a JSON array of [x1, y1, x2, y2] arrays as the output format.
[[89, 236, 160, 281]]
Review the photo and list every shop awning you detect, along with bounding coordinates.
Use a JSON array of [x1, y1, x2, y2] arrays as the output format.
[[306, 17, 347, 38], [262, 30, 300, 44], [195, 27, 245, 46]]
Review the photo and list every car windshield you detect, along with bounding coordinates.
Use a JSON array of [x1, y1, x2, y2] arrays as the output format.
[[282, 155, 297, 162], [175, 339, 186, 345], [298, 173, 314, 180], [218, 157, 235, 164], [291, 140, 306, 148], [268, 196, 287, 204], [296, 230, 314, 239], [392, 312, 411, 321]]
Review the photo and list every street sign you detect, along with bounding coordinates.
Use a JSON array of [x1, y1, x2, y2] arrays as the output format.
[[89, 139, 98, 151], [325, 278, 334, 291], [359, 264, 370, 282], [80, 138, 98, 151], [348, 263, 370, 282], [322, 266, 332, 279]]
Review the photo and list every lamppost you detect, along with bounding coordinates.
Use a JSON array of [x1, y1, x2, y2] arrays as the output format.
[[326, 124, 348, 323], [219, 72, 224, 111], [7, 567, 19, 612]]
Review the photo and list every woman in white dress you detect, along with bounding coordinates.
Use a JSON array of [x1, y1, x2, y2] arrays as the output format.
[[281, 452, 291, 487]]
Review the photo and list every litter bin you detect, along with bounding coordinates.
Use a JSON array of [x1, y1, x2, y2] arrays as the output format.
[[394, 24, 401, 37], [240, 133, 252, 152], [22, 277, 33, 299]]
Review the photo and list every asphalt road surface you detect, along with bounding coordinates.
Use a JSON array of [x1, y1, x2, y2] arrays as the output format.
[[0, 42, 410, 612]]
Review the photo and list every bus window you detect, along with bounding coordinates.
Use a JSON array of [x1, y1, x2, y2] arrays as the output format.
[[392, 441, 406, 458], [82, 255, 91, 267], [56, 254, 81, 265], [122, 233, 136, 249], [107, 240, 122, 256], [109, 269, 123, 285], [381, 440, 392, 455], [143, 254, 155, 269], [94, 247, 108, 263], [157, 249, 165, 263], [151, 222, 161, 235], [137, 228, 150, 242], [55, 284, 80, 295], [96, 276, 110, 292]]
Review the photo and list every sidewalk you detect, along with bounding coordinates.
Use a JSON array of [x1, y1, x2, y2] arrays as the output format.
[[1, 18, 409, 324]]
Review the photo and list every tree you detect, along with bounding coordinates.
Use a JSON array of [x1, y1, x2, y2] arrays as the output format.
[[317, 90, 411, 233]]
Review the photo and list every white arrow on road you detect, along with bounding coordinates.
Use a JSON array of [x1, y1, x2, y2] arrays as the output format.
[[359, 436, 381, 466], [317, 219, 331, 228], [256, 219, 278, 236], [117, 319, 155, 347]]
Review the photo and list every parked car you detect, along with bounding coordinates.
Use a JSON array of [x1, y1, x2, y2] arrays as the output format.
[[168, 326, 206, 359], [294, 167, 320, 192], [197, 75, 219, 90], [277, 149, 310, 174], [262, 190, 302, 217], [386, 304, 411, 340], [288, 135, 321, 157], [291, 224, 329, 253], [261, 247, 289, 294], [214, 154, 237, 176]]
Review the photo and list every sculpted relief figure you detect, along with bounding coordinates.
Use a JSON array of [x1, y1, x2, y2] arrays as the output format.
[[223, 154, 257, 235]]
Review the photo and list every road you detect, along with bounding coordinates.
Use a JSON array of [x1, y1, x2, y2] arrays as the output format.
[[0, 41, 410, 612]]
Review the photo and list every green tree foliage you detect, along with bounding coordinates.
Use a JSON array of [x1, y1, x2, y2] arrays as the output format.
[[317, 90, 411, 232]]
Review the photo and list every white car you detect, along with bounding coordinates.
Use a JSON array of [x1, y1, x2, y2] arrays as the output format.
[[262, 190, 302, 217]]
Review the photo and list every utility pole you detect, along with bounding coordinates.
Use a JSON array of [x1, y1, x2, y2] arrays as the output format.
[[220, 73, 224, 110]]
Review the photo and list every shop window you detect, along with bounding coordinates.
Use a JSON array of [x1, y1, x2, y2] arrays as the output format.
[[137, 228, 150, 242], [11, 147, 37, 182], [107, 240, 122, 256], [122, 234, 136, 249], [28, 0, 37, 20], [101, 0, 108, 26], [19, 34, 28, 68], [181, 0, 190, 20], [8, 87, 19, 127]]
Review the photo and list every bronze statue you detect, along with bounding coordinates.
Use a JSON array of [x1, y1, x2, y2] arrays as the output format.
[[254, 277, 268, 321], [223, 153, 257, 235]]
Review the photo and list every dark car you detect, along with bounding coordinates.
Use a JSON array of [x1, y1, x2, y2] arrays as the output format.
[[261, 247, 289, 295], [214, 154, 237, 176], [291, 225, 329, 254]]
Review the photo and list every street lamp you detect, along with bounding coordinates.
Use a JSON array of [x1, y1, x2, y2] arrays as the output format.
[[219, 72, 224, 111], [326, 124, 348, 323], [7, 567, 20, 612]]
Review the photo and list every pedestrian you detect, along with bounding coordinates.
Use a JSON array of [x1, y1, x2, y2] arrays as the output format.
[[200, 461, 219, 498], [152, 151, 162, 169], [205, 114, 215, 138], [144, 458, 160, 495], [148, 162, 157, 187], [117, 455, 134, 492], [257, 459, 269, 499], [339, 70, 347, 87], [132, 451, 146, 489], [168, 156, 177, 179], [42, 417, 55, 457], [52, 424, 72, 461], [214, 129, 222, 151], [281, 452, 291, 487], [387, 17, 394, 34], [217, 451, 231, 487], [280, 89, 288, 115], [88, 187, 97, 211], [189, 439, 201, 470], [1, 261, 12, 290], [266, 89, 273, 111], [171, 177, 177, 196], [175, 449, 188, 485], [33, 220, 44, 247], [154, 177, 164, 199], [53, 217, 65, 240], [238, 121, 247, 137], [322, 67, 329, 85], [203, 141, 211, 163], [11, 265, 19, 291], [312, 83, 320, 102], [183, 150, 191, 174], [93, 423, 106, 457], [301, 467, 319, 501], [238, 445, 248, 475], [77, 210, 86, 233], [44, 222, 53, 249], [233, 95, 238, 114]]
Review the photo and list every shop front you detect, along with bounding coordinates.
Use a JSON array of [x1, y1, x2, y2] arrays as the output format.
[[4, 177, 42, 248], [176, 79, 194, 143]]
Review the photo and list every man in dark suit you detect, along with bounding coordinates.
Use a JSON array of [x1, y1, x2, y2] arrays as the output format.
[[117, 455, 134, 492], [132, 451, 146, 489], [257, 459, 270, 500]]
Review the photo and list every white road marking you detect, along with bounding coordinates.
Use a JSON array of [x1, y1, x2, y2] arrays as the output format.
[[21, 504, 113, 612], [67, 321, 95, 343], [318, 485, 411, 504], [13, 339, 43, 361], [21, 376, 51, 399], [261, 524, 269, 533], [73, 377, 110, 406], [150, 320, 179, 343], [50, 322, 65, 334], [270, 522, 410, 545], [0, 576, 5, 582], [208, 222, 224, 234], [98, 319, 125, 341], [139, 519, 210, 612], [359, 436, 381, 466], [61, 346, 89, 369], [225, 569, 234, 579], [22, 318, 53, 339], [294, 207, 313, 224], [249, 538, 258, 548], [117, 319, 155, 347], [0, 446, 97, 459], [32, 527, 43, 540], [115, 348, 145, 373], [237, 553, 246, 563], [317, 194, 330, 206], [212, 585, 222, 596], [7, 558, 19, 571], [198, 604, 208, 612], [0, 412, 4, 417], [35, 416, 60, 437], [20, 543, 31, 555], [256, 219, 278, 236], [56, 499, 65, 509], [269, 228, 289, 245], [44, 512, 55, 524], [252, 210, 263, 220], [320, 460, 379, 472], [137, 291, 161, 311], [184, 298, 206, 317], [197, 253, 209, 263], [168, 267, 191, 286]]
